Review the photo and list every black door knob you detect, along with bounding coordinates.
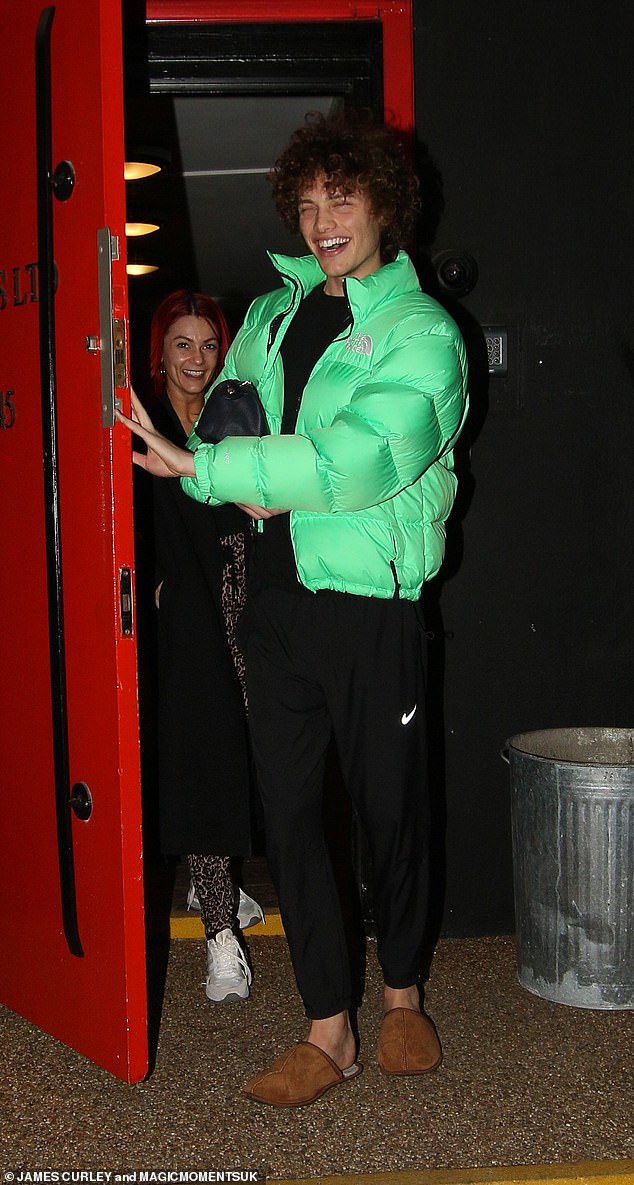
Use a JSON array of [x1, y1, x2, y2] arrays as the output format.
[[69, 782, 93, 821]]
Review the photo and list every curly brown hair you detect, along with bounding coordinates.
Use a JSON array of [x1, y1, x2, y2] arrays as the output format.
[[268, 110, 420, 265]]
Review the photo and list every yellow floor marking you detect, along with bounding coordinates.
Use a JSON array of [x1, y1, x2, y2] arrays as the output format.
[[170, 912, 285, 938], [273, 1159, 634, 1185]]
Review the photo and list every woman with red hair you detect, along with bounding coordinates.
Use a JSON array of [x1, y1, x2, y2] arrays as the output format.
[[148, 289, 262, 1003]]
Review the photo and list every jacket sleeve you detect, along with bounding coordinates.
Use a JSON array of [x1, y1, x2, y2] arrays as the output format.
[[181, 328, 467, 513], [180, 298, 271, 508]]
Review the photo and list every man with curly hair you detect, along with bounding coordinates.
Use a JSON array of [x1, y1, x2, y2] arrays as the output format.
[[118, 110, 468, 1107]]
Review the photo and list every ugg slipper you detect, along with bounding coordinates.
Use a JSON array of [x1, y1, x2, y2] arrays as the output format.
[[377, 1007, 442, 1075], [241, 1041, 362, 1107]]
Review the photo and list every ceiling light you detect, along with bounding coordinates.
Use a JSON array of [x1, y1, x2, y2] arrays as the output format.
[[125, 221, 160, 237], [124, 161, 161, 181]]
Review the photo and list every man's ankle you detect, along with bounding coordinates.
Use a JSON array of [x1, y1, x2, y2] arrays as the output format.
[[307, 1013, 355, 1067], [383, 984, 420, 1014]]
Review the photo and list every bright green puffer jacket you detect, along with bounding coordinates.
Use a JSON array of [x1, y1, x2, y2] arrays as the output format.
[[181, 250, 468, 600]]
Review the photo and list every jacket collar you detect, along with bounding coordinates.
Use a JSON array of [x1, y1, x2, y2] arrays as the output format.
[[267, 249, 421, 316]]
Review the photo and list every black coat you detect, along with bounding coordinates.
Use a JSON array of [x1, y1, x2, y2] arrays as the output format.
[[152, 396, 252, 855]]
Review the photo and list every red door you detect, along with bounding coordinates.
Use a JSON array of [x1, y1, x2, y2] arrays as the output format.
[[0, 0, 147, 1083]]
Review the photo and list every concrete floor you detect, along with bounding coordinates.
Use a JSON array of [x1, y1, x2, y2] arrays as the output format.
[[1, 927, 633, 1182]]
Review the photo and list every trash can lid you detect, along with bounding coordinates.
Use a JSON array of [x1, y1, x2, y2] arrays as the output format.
[[505, 726, 634, 765]]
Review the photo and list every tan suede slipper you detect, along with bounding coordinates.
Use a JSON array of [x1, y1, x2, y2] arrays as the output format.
[[241, 1041, 362, 1107], [377, 1007, 442, 1075]]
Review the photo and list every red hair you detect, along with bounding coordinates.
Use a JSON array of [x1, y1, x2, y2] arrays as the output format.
[[149, 289, 231, 399]]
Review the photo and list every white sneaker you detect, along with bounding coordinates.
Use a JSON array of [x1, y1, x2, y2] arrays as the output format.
[[188, 884, 265, 930], [237, 888, 265, 930], [186, 880, 200, 911], [205, 928, 252, 1002]]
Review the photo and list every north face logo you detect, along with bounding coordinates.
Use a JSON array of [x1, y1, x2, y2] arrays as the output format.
[[346, 333, 373, 356]]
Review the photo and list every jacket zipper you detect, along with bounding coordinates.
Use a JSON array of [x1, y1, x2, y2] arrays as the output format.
[[390, 559, 401, 599], [267, 273, 301, 356]]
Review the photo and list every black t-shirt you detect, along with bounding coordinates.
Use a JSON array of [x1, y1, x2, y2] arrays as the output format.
[[250, 283, 352, 593]]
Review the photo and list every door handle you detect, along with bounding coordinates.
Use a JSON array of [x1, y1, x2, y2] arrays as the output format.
[[35, 5, 84, 958]]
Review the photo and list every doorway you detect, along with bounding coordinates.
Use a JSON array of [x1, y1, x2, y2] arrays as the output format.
[[123, 17, 385, 334], [122, 11, 390, 942], [0, 0, 413, 1083]]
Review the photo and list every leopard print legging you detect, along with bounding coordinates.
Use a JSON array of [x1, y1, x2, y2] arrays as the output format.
[[187, 853, 235, 936], [188, 532, 248, 939]]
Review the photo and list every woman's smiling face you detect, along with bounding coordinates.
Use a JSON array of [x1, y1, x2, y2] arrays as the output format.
[[298, 175, 384, 296], [162, 315, 220, 401]]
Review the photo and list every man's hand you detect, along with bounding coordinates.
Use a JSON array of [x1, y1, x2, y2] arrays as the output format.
[[236, 504, 289, 521], [115, 389, 196, 478]]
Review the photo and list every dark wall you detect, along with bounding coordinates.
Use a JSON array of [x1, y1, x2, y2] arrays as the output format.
[[413, 2, 634, 935]]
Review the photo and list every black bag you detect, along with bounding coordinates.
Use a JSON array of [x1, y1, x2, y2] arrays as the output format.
[[195, 379, 269, 444]]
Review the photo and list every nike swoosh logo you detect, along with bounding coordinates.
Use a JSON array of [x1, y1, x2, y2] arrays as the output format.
[[401, 705, 417, 725]]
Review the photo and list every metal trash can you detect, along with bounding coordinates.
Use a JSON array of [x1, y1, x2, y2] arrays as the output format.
[[503, 727, 634, 1009]]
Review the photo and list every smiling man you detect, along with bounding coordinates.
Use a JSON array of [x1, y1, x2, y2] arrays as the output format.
[[118, 110, 468, 1107], [297, 181, 384, 290]]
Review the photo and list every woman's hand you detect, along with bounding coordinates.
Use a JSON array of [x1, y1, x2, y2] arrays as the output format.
[[115, 389, 196, 478]]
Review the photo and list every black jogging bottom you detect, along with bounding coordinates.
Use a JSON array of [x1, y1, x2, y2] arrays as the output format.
[[239, 585, 430, 1020]]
